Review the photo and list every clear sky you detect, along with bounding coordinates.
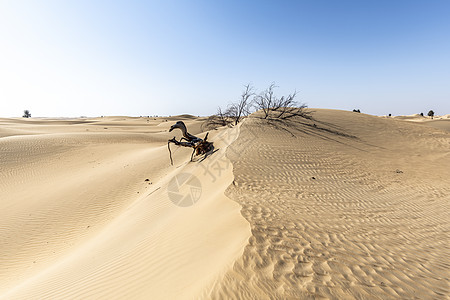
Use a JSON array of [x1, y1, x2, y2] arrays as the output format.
[[1, 0, 449, 117]]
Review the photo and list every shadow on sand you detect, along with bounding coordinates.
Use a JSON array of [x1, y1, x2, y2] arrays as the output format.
[[254, 114, 383, 152]]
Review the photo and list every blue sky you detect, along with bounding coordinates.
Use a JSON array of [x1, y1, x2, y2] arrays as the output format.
[[1, 0, 449, 117]]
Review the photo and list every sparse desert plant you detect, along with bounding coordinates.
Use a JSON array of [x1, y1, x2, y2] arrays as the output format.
[[388, 113, 392, 117], [420, 112, 424, 116], [204, 84, 254, 129], [272, 90, 308, 119], [428, 110, 434, 119], [23, 110, 31, 118], [207, 83, 311, 128], [228, 84, 254, 125], [204, 107, 233, 129], [254, 83, 276, 119], [352, 109, 360, 113], [254, 83, 310, 120]]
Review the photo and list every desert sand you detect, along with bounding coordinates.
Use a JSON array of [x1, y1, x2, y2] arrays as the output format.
[[0, 109, 449, 299]]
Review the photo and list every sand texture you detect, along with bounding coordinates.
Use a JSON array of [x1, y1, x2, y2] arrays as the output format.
[[0, 116, 250, 299], [208, 109, 449, 299], [1, 109, 449, 299]]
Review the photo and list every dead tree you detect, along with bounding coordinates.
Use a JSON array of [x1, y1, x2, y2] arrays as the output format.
[[253, 83, 276, 119], [228, 84, 254, 125], [168, 121, 213, 165], [204, 84, 254, 129], [204, 106, 233, 130], [254, 83, 310, 120], [272, 92, 310, 120]]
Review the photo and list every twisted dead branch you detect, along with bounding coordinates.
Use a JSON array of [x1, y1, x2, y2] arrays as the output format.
[[168, 121, 213, 165]]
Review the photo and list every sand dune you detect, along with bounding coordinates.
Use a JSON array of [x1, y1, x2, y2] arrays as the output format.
[[1, 110, 449, 299], [208, 109, 449, 299], [382, 113, 450, 132], [421, 119, 450, 132], [0, 117, 249, 299]]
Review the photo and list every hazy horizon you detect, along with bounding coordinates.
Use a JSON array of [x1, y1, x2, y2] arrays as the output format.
[[1, 1, 449, 118], [4, 108, 449, 119]]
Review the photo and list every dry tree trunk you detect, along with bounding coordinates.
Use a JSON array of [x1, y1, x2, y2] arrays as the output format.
[[167, 121, 213, 165]]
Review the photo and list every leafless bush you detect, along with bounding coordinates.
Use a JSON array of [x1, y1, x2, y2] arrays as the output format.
[[228, 84, 254, 125], [204, 107, 233, 130], [253, 83, 275, 119], [205, 84, 254, 129], [254, 83, 310, 120], [205, 83, 310, 130]]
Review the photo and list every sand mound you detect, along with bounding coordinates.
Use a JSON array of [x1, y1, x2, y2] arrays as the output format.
[[385, 113, 450, 132], [420, 119, 450, 132], [208, 109, 449, 299]]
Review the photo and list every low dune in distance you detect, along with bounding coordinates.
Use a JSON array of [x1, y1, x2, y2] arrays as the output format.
[[0, 109, 449, 299], [382, 113, 450, 132]]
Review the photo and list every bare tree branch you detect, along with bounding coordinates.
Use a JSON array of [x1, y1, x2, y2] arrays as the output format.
[[204, 106, 233, 130], [230, 84, 254, 125], [254, 84, 310, 120], [254, 83, 277, 119]]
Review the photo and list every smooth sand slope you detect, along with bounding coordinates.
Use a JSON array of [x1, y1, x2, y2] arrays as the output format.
[[0, 116, 250, 299], [1, 110, 449, 299]]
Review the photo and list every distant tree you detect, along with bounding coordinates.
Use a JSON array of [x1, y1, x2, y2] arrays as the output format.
[[23, 110, 31, 118], [428, 110, 434, 119], [388, 113, 391, 117], [352, 109, 360, 113], [420, 112, 424, 116]]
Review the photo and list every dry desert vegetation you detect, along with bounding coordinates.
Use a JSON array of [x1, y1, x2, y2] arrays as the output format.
[[0, 109, 449, 299]]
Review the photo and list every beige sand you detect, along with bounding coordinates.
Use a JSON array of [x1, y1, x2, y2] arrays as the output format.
[[208, 109, 450, 299], [0, 116, 250, 299], [1, 109, 449, 299]]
